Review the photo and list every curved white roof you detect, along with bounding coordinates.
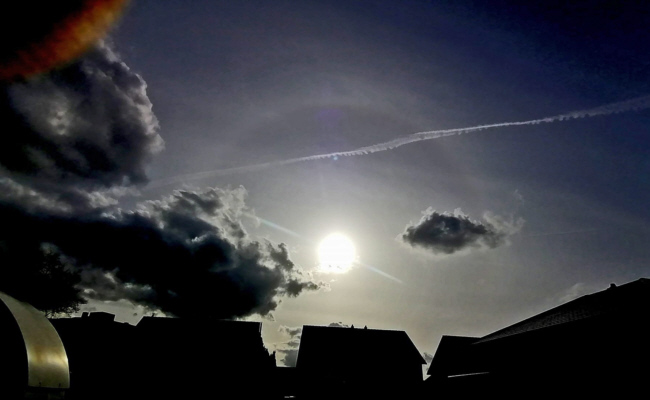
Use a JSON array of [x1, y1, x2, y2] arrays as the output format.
[[0, 292, 70, 390]]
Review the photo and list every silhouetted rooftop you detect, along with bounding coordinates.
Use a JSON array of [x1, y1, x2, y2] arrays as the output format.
[[476, 278, 650, 344], [427, 335, 479, 377], [137, 315, 262, 332], [426, 277, 650, 396], [297, 325, 425, 369]]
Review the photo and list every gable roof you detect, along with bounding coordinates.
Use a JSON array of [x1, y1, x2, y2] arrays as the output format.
[[296, 325, 425, 369], [477, 278, 650, 344], [426, 335, 479, 377]]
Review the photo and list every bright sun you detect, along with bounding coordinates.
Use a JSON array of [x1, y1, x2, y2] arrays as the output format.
[[317, 233, 357, 273]]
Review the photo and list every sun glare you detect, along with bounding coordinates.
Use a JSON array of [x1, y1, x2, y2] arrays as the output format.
[[317, 233, 357, 273]]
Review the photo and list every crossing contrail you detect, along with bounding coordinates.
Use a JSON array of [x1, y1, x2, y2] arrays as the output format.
[[149, 94, 650, 188]]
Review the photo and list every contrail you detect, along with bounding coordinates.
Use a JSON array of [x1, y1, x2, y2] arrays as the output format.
[[520, 228, 598, 238], [149, 94, 650, 187]]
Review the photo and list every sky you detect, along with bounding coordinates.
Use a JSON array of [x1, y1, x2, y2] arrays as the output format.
[[2, 0, 650, 369]]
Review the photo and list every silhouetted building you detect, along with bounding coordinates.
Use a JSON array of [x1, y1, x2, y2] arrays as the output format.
[[271, 366, 304, 399], [296, 325, 425, 399], [0, 291, 69, 399], [426, 278, 650, 397], [51, 314, 276, 399], [136, 316, 276, 398], [49, 312, 138, 399]]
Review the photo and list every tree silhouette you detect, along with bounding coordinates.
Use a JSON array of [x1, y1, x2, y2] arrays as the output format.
[[0, 246, 86, 317]]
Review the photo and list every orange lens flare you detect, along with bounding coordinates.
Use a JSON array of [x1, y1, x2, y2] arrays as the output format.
[[0, 0, 129, 81]]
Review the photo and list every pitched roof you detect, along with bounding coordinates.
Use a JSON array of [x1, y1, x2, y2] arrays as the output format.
[[426, 335, 479, 377], [296, 325, 425, 368], [476, 278, 650, 344]]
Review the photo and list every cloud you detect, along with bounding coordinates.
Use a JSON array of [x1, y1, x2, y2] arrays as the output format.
[[421, 351, 435, 379], [513, 189, 524, 206], [279, 325, 303, 337], [0, 186, 323, 319], [400, 208, 524, 255], [0, 177, 137, 215], [79, 269, 155, 303], [276, 325, 303, 367], [555, 282, 603, 305], [0, 41, 163, 192], [0, 42, 323, 319], [327, 321, 350, 328]]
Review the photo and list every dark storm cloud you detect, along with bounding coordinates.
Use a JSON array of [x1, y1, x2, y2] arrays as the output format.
[[0, 186, 322, 319], [285, 279, 320, 297], [0, 40, 320, 319], [0, 177, 136, 215], [79, 269, 155, 303], [400, 208, 524, 255], [0, 41, 162, 190]]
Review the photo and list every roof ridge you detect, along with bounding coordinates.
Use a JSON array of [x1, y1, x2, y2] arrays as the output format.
[[302, 324, 407, 332], [476, 277, 650, 344]]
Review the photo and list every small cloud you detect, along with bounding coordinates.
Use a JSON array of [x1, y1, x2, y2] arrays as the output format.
[[540, 282, 602, 311], [513, 189, 524, 206], [557, 282, 596, 304], [279, 325, 303, 338], [400, 208, 524, 255], [422, 351, 435, 378], [328, 321, 350, 328]]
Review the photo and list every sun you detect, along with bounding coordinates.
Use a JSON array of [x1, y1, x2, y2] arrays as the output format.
[[317, 233, 357, 273]]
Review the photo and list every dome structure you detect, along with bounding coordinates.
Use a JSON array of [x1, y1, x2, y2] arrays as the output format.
[[0, 291, 69, 398]]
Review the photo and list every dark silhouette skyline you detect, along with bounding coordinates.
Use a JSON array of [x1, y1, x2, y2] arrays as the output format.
[[2, 2, 650, 398], [3, 276, 650, 399], [426, 278, 650, 397]]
